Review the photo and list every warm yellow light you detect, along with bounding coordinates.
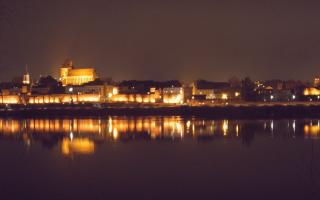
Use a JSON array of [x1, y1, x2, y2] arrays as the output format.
[[150, 87, 156, 93], [304, 125, 320, 137], [28, 94, 100, 104], [163, 94, 183, 104], [236, 125, 239, 137], [61, 138, 95, 155], [0, 95, 20, 104], [235, 92, 240, 97], [113, 128, 119, 140], [136, 96, 142, 103], [222, 93, 228, 100], [112, 87, 118, 95], [222, 120, 228, 136], [186, 120, 191, 129], [304, 88, 320, 96]]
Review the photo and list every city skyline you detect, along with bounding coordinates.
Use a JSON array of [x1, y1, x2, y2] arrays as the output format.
[[0, 58, 316, 83], [1, 1, 320, 82], [1, 2, 320, 200]]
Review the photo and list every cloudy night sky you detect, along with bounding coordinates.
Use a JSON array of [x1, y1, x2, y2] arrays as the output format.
[[1, 0, 320, 82]]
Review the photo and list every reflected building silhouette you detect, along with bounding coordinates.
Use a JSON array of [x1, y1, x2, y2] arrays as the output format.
[[304, 120, 320, 139], [61, 138, 95, 156], [241, 123, 255, 146], [0, 117, 316, 155]]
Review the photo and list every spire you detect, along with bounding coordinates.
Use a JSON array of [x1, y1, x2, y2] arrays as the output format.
[[63, 58, 74, 68], [25, 64, 29, 74]]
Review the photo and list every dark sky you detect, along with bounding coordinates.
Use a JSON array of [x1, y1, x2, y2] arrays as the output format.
[[1, 0, 320, 82]]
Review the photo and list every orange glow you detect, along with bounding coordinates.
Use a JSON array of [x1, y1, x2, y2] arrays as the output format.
[[28, 94, 100, 104], [304, 125, 320, 138], [61, 138, 95, 155], [222, 120, 228, 136], [163, 88, 184, 104], [0, 95, 20, 104], [111, 94, 158, 103], [236, 125, 239, 137], [0, 118, 244, 141], [304, 87, 320, 96], [60, 65, 96, 86], [221, 93, 228, 100], [112, 128, 119, 140], [163, 94, 183, 104], [112, 87, 118, 95], [0, 119, 20, 134]]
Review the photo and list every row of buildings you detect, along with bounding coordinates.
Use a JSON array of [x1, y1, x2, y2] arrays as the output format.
[[0, 59, 243, 105], [0, 59, 319, 105]]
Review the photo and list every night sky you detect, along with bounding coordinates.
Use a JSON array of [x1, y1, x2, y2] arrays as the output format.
[[1, 0, 320, 82]]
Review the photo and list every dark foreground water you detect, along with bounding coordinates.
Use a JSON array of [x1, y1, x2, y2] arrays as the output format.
[[0, 117, 320, 200]]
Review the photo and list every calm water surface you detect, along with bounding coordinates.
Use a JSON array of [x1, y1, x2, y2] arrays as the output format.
[[0, 116, 320, 200]]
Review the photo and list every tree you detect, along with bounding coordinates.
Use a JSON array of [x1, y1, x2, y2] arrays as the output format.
[[37, 76, 65, 94], [241, 77, 256, 101], [228, 76, 241, 88]]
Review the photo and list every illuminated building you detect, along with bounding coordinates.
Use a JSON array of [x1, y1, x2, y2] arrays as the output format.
[[111, 93, 158, 103], [112, 82, 161, 103], [22, 74, 30, 85], [192, 80, 230, 100], [162, 87, 184, 104], [303, 87, 320, 96], [191, 80, 240, 101], [22, 71, 30, 85], [28, 94, 100, 104], [21, 85, 29, 94], [115, 80, 185, 103], [65, 79, 118, 102], [60, 59, 96, 86], [22, 65, 31, 85], [0, 95, 20, 104], [192, 82, 215, 100]]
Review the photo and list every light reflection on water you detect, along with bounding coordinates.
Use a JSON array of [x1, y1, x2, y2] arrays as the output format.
[[0, 117, 319, 156], [1, 117, 320, 200]]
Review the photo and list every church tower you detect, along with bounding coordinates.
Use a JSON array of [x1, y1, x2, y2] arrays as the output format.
[[59, 58, 96, 86], [22, 65, 30, 85], [60, 58, 74, 85]]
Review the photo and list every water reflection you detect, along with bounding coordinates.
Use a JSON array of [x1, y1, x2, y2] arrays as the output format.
[[61, 138, 95, 156], [0, 117, 319, 155]]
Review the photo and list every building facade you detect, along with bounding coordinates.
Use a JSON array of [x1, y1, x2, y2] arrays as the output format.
[[60, 59, 96, 86], [162, 87, 184, 104]]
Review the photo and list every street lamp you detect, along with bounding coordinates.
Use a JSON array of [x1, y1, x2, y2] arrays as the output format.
[[270, 95, 274, 100]]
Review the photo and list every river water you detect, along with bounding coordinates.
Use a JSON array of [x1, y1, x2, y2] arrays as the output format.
[[0, 117, 319, 199]]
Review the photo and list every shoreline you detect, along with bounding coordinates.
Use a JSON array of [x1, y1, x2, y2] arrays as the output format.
[[1, 102, 320, 119]]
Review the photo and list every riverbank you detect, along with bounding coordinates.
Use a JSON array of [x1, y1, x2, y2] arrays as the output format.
[[1, 102, 320, 118]]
